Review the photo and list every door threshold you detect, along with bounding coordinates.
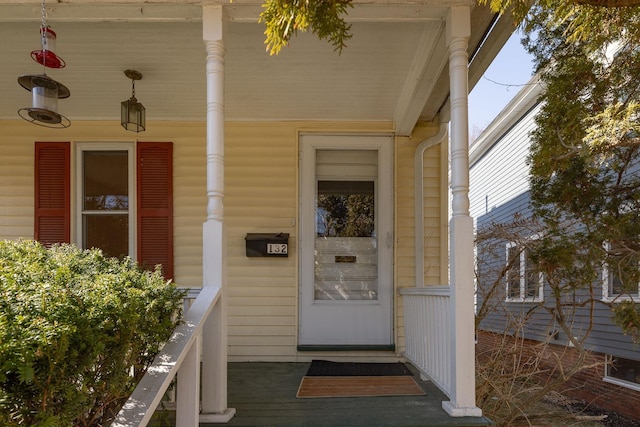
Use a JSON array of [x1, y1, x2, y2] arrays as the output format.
[[297, 345, 395, 352]]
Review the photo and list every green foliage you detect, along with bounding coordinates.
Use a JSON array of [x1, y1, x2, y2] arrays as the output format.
[[481, 0, 640, 37], [612, 300, 640, 342], [259, 0, 353, 55], [0, 240, 185, 427], [512, 1, 640, 341]]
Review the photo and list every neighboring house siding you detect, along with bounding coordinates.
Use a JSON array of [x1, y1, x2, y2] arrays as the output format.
[[470, 85, 640, 419], [469, 102, 541, 222], [474, 161, 640, 361], [469, 98, 544, 340], [475, 192, 639, 359]]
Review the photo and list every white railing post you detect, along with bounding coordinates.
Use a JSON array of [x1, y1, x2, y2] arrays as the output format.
[[176, 333, 201, 427], [445, 5, 482, 417]]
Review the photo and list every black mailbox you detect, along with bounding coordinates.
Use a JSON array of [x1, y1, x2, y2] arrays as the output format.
[[245, 233, 289, 257]]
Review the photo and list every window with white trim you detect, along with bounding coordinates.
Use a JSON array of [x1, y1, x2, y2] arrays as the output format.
[[605, 355, 640, 391], [603, 241, 640, 301], [76, 143, 134, 259], [506, 241, 543, 302]]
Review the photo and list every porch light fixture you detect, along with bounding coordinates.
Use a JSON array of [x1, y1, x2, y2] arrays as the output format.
[[17, 0, 71, 128], [121, 69, 145, 132]]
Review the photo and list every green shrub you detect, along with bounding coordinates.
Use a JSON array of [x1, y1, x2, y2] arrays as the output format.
[[0, 240, 186, 427]]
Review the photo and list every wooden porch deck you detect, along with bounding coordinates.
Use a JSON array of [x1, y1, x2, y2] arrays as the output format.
[[152, 362, 492, 427]]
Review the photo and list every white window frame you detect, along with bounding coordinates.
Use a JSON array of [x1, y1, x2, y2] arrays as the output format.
[[602, 241, 640, 302], [74, 142, 136, 258], [505, 239, 544, 303], [604, 355, 640, 392]]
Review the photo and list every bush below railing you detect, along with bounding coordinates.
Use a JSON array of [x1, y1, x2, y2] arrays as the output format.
[[112, 286, 221, 427]]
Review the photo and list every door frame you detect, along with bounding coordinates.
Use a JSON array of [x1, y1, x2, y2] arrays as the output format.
[[298, 133, 394, 349]]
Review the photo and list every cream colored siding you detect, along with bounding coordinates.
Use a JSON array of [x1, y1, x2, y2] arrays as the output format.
[[394, 123, 446, 351], [0, 120, 207, 289], [170, 124, 207, 288], [0, 119, 447, 362], [225, 123, 298, 361], [0, 141, 33, 240]]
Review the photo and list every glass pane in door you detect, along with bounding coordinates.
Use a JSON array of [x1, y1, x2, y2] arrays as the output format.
[[314, 180, 377, 300]]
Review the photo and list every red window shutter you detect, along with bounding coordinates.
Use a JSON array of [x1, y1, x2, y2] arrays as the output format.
[[34, 142, 70, 246], [137, 142, 174, 279]]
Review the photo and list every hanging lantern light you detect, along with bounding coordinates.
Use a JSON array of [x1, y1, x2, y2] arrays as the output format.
[[17, 0, 70, 128], [121, 69, 146, 132]]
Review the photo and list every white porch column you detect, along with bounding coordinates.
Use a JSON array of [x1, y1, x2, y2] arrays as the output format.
[[444, 6, 482, 417], [200, 5, 235, 423]]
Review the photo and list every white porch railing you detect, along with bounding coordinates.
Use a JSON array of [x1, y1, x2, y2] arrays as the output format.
[[112, 286, 221, 427], [400, 286, 452, 398]]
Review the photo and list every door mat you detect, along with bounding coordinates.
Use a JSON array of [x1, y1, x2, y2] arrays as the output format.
[[305, 359, 414, 377], [296, 376, 425, 398]]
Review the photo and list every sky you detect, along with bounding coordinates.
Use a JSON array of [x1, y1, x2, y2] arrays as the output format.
[[468, 31, 536, 136]]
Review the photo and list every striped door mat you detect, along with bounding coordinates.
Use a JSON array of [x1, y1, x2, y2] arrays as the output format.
[[296, 360, 425, 398]]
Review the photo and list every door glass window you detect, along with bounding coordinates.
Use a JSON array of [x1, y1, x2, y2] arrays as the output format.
[[314, 180, 377, 300], [81, 150, 129, 258]]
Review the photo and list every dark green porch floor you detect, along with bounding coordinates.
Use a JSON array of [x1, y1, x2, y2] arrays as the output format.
[[154, 362, 492, 427]]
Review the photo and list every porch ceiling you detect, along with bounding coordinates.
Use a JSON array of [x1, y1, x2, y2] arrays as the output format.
[[0, 0, 512, 135]]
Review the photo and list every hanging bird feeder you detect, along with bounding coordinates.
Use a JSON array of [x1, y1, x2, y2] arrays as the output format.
[[17, 74, 71, 128], [31, 26, 66, 69], [17, 0, 71, 128]]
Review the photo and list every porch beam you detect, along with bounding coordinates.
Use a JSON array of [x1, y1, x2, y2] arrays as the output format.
[[444, 5, 482, 418], [394, 22, 446, 136], [0, 1, 471, 23], [0, 3, 203, 22], [200, 4, 236, 423]]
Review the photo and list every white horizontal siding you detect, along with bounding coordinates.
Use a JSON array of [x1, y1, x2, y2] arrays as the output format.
[[469, 103, 542, 223]]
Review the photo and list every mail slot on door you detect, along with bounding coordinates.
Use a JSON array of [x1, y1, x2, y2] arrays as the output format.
[[245, 233, 289, 257]]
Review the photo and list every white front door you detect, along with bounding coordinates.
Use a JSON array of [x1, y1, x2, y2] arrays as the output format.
[[299, 135, 393, 347]]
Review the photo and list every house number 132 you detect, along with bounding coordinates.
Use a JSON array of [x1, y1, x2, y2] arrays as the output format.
[[267, 243, 287, 255]]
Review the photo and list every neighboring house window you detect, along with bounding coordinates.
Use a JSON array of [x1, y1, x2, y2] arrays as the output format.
[[506, 241, 543, 302], [34, 141, 174, 279], [603, 241, 640, 301], [605, 355, 640, 392]]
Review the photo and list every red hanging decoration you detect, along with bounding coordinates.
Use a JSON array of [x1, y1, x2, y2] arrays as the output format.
[[31, 26, 66, 69]]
